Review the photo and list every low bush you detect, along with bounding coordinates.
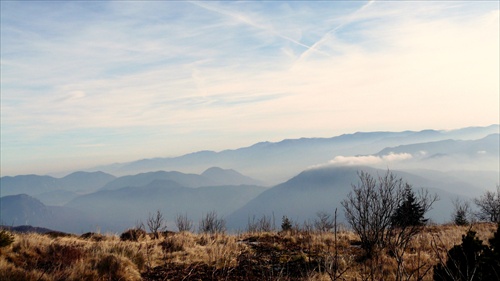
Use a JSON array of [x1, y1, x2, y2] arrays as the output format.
[[95, 254, 142, 281], [0, 229, 14, 248], [120, 228, 146, 242], [434, 223, 500, 281], [80, 232, 104, 241], [160, 237, 185, 253]]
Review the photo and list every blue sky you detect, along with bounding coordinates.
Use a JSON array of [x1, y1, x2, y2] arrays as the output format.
[[1, 1, 499, 176]]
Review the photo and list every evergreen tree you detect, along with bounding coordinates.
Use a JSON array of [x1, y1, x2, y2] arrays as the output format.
[[483, 223, 500, 280], [391, 184, 427, 227], [452, 198, 471, 226], [488, 223, 500, 253], [454, 209, 469, 226], [433, 230, 487, 281], [281, 216, 292, 232]]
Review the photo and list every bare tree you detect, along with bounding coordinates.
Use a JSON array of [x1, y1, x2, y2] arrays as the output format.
[[247, 214, 273, 233], [147, 209, 167, 239], [175, 213, 193, 232], [314, 211, 335, 232], [257, 215, 273, 232], [246, 216, 259, 233], [199, 211, 226, 234], [342, 170, 437, 260], [473, 185, 500, 222], [342, 170, 405, 256]]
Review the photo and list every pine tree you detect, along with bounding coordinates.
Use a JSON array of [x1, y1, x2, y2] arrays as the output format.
[[488, 223, 500, 253], [433, 230, 487, 281], [483, 223, 500, 280], [391, 184, 427, 228], [454, 209, 469, 226], [452, 198, 470, 226], [281, 216, 292, 232]]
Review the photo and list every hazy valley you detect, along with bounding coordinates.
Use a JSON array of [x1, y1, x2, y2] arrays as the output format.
[[1, 125, 498, 234]]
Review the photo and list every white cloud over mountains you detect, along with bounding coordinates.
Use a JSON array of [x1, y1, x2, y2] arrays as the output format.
[[329, 153, 413, 166]]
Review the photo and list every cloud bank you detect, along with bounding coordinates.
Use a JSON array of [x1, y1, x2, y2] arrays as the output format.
[[329, 153, 413, 166]]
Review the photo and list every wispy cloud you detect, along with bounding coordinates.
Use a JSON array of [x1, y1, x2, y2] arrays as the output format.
[[189, 1, 325, 55], [296, 0, 376, 63]]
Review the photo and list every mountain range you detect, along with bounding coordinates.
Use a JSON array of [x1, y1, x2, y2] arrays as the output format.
[[86, 124, 499, 184], [1, 125, 498, 233], [1, 171, 116, 205]]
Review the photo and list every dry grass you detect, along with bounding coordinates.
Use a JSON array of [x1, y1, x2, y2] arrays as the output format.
[[0, 223, 496, 281], [0, 232, 144, 281]]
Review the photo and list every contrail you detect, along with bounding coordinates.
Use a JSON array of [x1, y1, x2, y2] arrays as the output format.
[[296, 0, 376, 63], [189, 1, 329, 56]]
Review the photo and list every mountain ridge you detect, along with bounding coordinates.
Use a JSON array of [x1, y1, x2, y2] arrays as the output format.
[[0, 194, 95, 233], [1, 125, 497, 234], [226, 166, 475, 230], [84, 125, 498, 183]]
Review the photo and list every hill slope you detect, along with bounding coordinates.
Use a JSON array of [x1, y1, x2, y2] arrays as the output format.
[[226, 166, 472, 230], [66, 179, 266, 233], [0, 171, 116, 205], [0, 194, 94, 233]]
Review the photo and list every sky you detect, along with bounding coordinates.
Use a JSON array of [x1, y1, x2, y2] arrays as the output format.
[[1, 1, 499, 176]]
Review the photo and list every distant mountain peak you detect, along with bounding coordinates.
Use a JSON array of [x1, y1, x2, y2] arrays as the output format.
[[202, 166, 237, 175], [201, 167, 263, 186]]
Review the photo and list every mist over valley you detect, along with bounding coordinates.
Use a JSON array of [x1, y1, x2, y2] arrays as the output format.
[[1, 125, 498, 234]]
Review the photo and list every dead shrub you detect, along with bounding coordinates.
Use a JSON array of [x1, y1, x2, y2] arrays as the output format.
[[197, 235, 210, 246], [107, 243, 146, 271], [80, 232, 105, 241], [120, 228, 146, 242], [0, 229, 14, 248], [45, 231, 73, 238], [0, 259, 39, 281], [45, 243, 85, 268], [95, 254, 141, 281], [199, 211, 226, 234], [161, 237, 185, 253]]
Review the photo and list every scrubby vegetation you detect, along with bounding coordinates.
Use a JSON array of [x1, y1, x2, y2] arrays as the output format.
[[0, 229, 14, 248], [0, 223, 497, 280]]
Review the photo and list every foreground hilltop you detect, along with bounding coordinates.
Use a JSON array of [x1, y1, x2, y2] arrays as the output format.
[[0, 223, 498, 281]]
